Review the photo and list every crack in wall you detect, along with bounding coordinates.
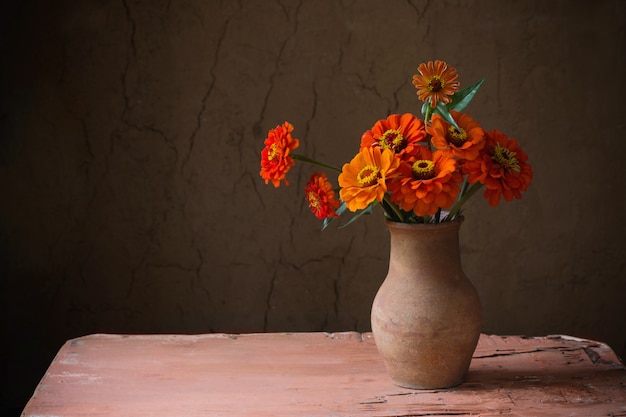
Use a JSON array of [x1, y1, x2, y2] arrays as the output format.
[[253, 0, 303, 138], [181, 5, 238, 176], [263, 260, 279, 331]]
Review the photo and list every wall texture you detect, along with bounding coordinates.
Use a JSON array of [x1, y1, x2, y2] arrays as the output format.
[[1, 0, 625, 413]]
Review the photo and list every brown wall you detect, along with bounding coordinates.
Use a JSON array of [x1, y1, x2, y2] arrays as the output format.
[[1, 0, 625, 412]]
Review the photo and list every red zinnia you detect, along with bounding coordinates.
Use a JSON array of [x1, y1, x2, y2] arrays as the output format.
[[260, 122, 300, 187], [462, 129, 533, 207], [360, 113, 427, 161], [412, 60, 460, 108], [388, 147, 463, 216], [428, 111, 485, 161], [305, 172, 341, 220]]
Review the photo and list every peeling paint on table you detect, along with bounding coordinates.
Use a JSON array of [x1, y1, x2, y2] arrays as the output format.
[[22, 332, 626, 416]]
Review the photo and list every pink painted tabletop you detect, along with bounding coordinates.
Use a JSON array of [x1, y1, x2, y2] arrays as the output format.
[[21, 332, 626, 417]]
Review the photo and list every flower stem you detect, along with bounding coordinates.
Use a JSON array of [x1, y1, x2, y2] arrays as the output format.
[[448, 182, 484, 220], [424, 105, 433, 123], [292, 153, 341, 173], [382, 195, 405, 222], [459, 176, 469, 197]]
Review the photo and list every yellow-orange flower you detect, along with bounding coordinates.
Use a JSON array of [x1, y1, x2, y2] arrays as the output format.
[[412, 60, 460, 108], [462, 129, 533, 207], [305, 172, 340, 220], [260, 122, 300, 187], [388, 147, 463, 216], [360, 113, 427, 160], [338, 147, 400, 212], [428, 111, 485, 161]]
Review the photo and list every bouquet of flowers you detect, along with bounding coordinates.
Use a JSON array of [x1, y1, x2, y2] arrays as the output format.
[[260, 60, 532, 229]]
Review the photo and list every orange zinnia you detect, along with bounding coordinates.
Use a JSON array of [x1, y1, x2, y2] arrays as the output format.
[[360, 113, 427, 160], [388, 147, 463, 216], [412, 60, 460, 108], [338, 147, 400, 212], [462, 129, 533, 207], [305, 172, 340, 220], [260, 121, 300, 187], [428, 111, 485, 161]]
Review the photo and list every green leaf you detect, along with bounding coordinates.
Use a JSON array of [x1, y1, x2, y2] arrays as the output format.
[[420, 101, 430, 119], [321, 217, 334, 231], [433, 102, 460, 131], [338, 202, 375, 229], [321, 202, 348, 230], [448, 78, 484, 113]]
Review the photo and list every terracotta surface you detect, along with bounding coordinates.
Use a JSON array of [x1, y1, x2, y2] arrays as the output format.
[[371, 220, 481, 389], [22, 332, 626, 417]]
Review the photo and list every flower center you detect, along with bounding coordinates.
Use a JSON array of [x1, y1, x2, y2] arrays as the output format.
[[378, 128, 405, 152], [447, 126, 468, 146], [427, 76, 444, 93], [357, 165, 380, 186], [493, 143, 521, 173], [307, 192, 321, 209], [267, 143, 280, 160], [412, 159, 435, 180]]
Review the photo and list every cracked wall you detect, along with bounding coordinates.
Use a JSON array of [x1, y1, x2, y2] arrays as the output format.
[[1, 0, 625, 413]]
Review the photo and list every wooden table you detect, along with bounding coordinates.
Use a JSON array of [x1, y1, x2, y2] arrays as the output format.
[[21, 332, 626, 416]]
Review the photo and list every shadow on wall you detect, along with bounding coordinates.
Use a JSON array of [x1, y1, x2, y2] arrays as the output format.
[[1, 0, 625, 414]]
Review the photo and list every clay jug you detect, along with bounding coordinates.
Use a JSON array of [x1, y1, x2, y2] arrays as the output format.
[[371, 218, 481, 389]]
